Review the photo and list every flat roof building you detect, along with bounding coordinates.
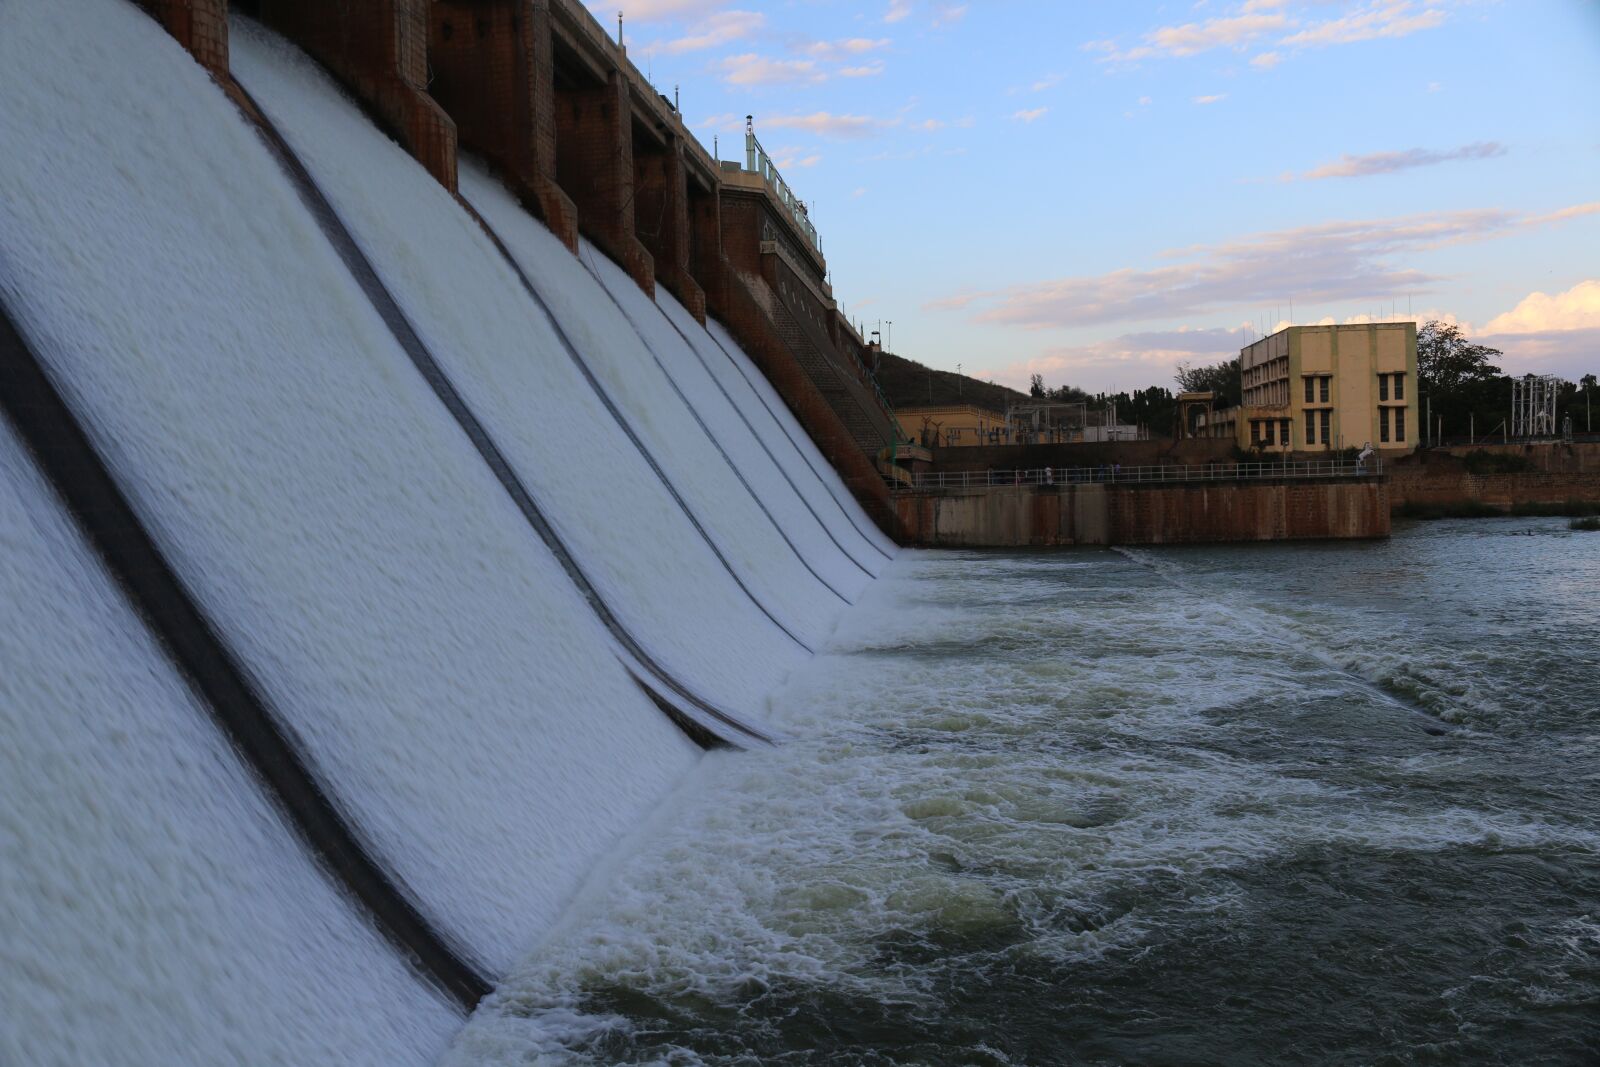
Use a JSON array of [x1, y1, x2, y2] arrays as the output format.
[[1218, 323, 1418, 454]]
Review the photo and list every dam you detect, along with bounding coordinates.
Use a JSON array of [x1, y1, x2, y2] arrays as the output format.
[[4, 3, 1598, 1065]]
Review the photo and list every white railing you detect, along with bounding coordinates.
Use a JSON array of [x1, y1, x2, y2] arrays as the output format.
[[745, 118, 819, 253], [892, 458, 1384, 491]]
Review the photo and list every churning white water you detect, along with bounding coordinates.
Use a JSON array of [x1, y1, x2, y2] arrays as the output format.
[[451, 523, 1600, 1065]]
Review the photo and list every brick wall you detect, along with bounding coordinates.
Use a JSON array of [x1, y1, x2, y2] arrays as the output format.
[[254, 0, 458, 190], [428, 0, 578, 249]]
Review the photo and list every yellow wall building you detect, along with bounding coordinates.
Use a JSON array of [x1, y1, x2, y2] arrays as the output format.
[[895, 403, 1008, 447], [1232, 323, 1419, 454]]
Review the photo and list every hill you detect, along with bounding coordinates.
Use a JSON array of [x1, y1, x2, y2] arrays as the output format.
[[875, 352, 1027, 414]]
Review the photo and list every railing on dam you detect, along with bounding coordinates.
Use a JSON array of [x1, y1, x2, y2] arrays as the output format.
[[893, 458, 1384, 491]]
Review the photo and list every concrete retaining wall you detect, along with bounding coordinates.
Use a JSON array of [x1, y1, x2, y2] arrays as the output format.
[[895, 479, 1389, 547]]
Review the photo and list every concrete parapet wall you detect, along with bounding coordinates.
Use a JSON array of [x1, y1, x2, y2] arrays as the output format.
[[895, 479, 1389, 547]]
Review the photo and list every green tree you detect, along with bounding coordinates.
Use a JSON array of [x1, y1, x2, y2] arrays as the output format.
[[1417, 320, 1503, 395], [1173, 358, 1241, 408], [1416, 320, 1506, 439]]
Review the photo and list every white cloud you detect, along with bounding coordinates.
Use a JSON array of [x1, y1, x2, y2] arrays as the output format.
[[719, 53, 825, 86], [1012, 106, 1049, 123], [762, 111, 898, 138], [1251, 50, 1282, 68], [934, 4, 969, 27], [801, 37, 891, 60], [656, 10, 763, 54], [838, 62, 887, 77], [933, 201, 1600, 331], [884, 0, 913, 23], [600, 0, 727, 22], [1484, 280, 1600, 334], [1297, 141, 1506, 180], [1193, 93, 1227, 105], [1279, 1, 1447, 49]]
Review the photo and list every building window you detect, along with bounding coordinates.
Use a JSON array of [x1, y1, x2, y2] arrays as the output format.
[[1378, 374, 1389, 402], [1320, 408, 1331, 446], [1393, 374, 1405, 401], [1320, 376, 1330, 403], [1379, 407, 1390, 443], [1251, 420, 1261, 445], [1264, 420, 1275, 446], [1306, 415, 1316, 445], [1280, 419, 1290, 447], [1394, 408, 1405, 442], [1304, 377, 1314, 404]]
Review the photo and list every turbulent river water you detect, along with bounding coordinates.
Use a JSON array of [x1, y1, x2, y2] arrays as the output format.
[[453, 518, 1600, 1066]]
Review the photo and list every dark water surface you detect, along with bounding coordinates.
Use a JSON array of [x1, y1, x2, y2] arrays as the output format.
[[451, 518, 1600, 1066]]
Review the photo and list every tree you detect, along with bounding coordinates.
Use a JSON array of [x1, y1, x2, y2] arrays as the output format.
[[1416, 320, 1502, 396], [1029, 373, 1045, 398], [1416, 321, 1505, 439], [1174, 358, 1241, 408]]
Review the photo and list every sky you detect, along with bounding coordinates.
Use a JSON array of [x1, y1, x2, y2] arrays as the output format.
[[596, 0, 1600, 394]]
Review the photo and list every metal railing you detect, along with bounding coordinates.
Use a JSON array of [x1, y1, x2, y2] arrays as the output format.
[[746, 118, 820, 253], [891, 458, 1384, 491]]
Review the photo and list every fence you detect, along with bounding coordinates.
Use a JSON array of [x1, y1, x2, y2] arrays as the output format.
[[892, 458, 1384, 491], [745, 119, 819, 253]]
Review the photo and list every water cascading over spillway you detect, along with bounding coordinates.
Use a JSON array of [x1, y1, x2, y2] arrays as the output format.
[[0, 3, 896, 1062]]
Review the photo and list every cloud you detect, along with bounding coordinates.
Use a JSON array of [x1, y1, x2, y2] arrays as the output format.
[[1012, 107, 1049, 123], [1296, 141, 1506, 180], [934, 202, 1600, 331], [1279, 0, 1447, 49], [768, 146, 823, 169], [801, 37, 890, 60], [718, 53, 825, 85], [976, 326, 1257, 393], [934, 4, 969, 27], [1090, 0, 1449, 66], [838, 63, 887, 77], [601, 0, 727, 22], [1483, 280, 1600, 334], [1193, 93, 1227, 105], [884, 0, 913, 23], [1092, 9, 1289, 62], [762, 111, 898, 138], [655, 10, 763, 54]]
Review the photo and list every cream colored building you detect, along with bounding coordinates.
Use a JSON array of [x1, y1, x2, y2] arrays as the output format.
[[1229, 323, 1419, 454], [896, 403, 1007, 447]]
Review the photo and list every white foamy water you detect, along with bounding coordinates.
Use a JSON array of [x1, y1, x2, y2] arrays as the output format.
[[231, 21, 821, 715], [0, 419, 457, 1067], [453, 531, 1600, 1065], [0, 0, 699, 976]]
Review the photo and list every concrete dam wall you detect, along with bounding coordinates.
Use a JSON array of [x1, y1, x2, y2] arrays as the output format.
[[895, 480, 1391, 548], [0, 3, 897, 1063]]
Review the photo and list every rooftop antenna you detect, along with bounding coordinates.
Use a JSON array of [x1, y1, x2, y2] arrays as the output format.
[[674, 84, 679, 112], [616, 10, 623, 48]]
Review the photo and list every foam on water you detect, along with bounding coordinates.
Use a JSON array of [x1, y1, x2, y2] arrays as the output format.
[[581, 244, 873, 601], [652, 296, 891, 577], [230, 22, 815, 714], [453, 536, 1600, 1064], [0, 418, 457, 1067], [0, 0, 699, 976], [705, 317, 901, 563]]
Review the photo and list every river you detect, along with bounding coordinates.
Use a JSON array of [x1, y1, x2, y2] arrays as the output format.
[[451, 517, 1600, 1066]]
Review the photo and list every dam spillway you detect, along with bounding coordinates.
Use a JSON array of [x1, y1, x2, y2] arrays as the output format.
[[1, 2, 894, 1062]]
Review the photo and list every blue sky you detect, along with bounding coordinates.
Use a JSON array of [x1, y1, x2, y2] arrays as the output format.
[[598, 0, 1600, 393]]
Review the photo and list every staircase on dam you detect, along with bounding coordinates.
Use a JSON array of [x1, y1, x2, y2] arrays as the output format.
[[0, 2, 900, 1064]]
